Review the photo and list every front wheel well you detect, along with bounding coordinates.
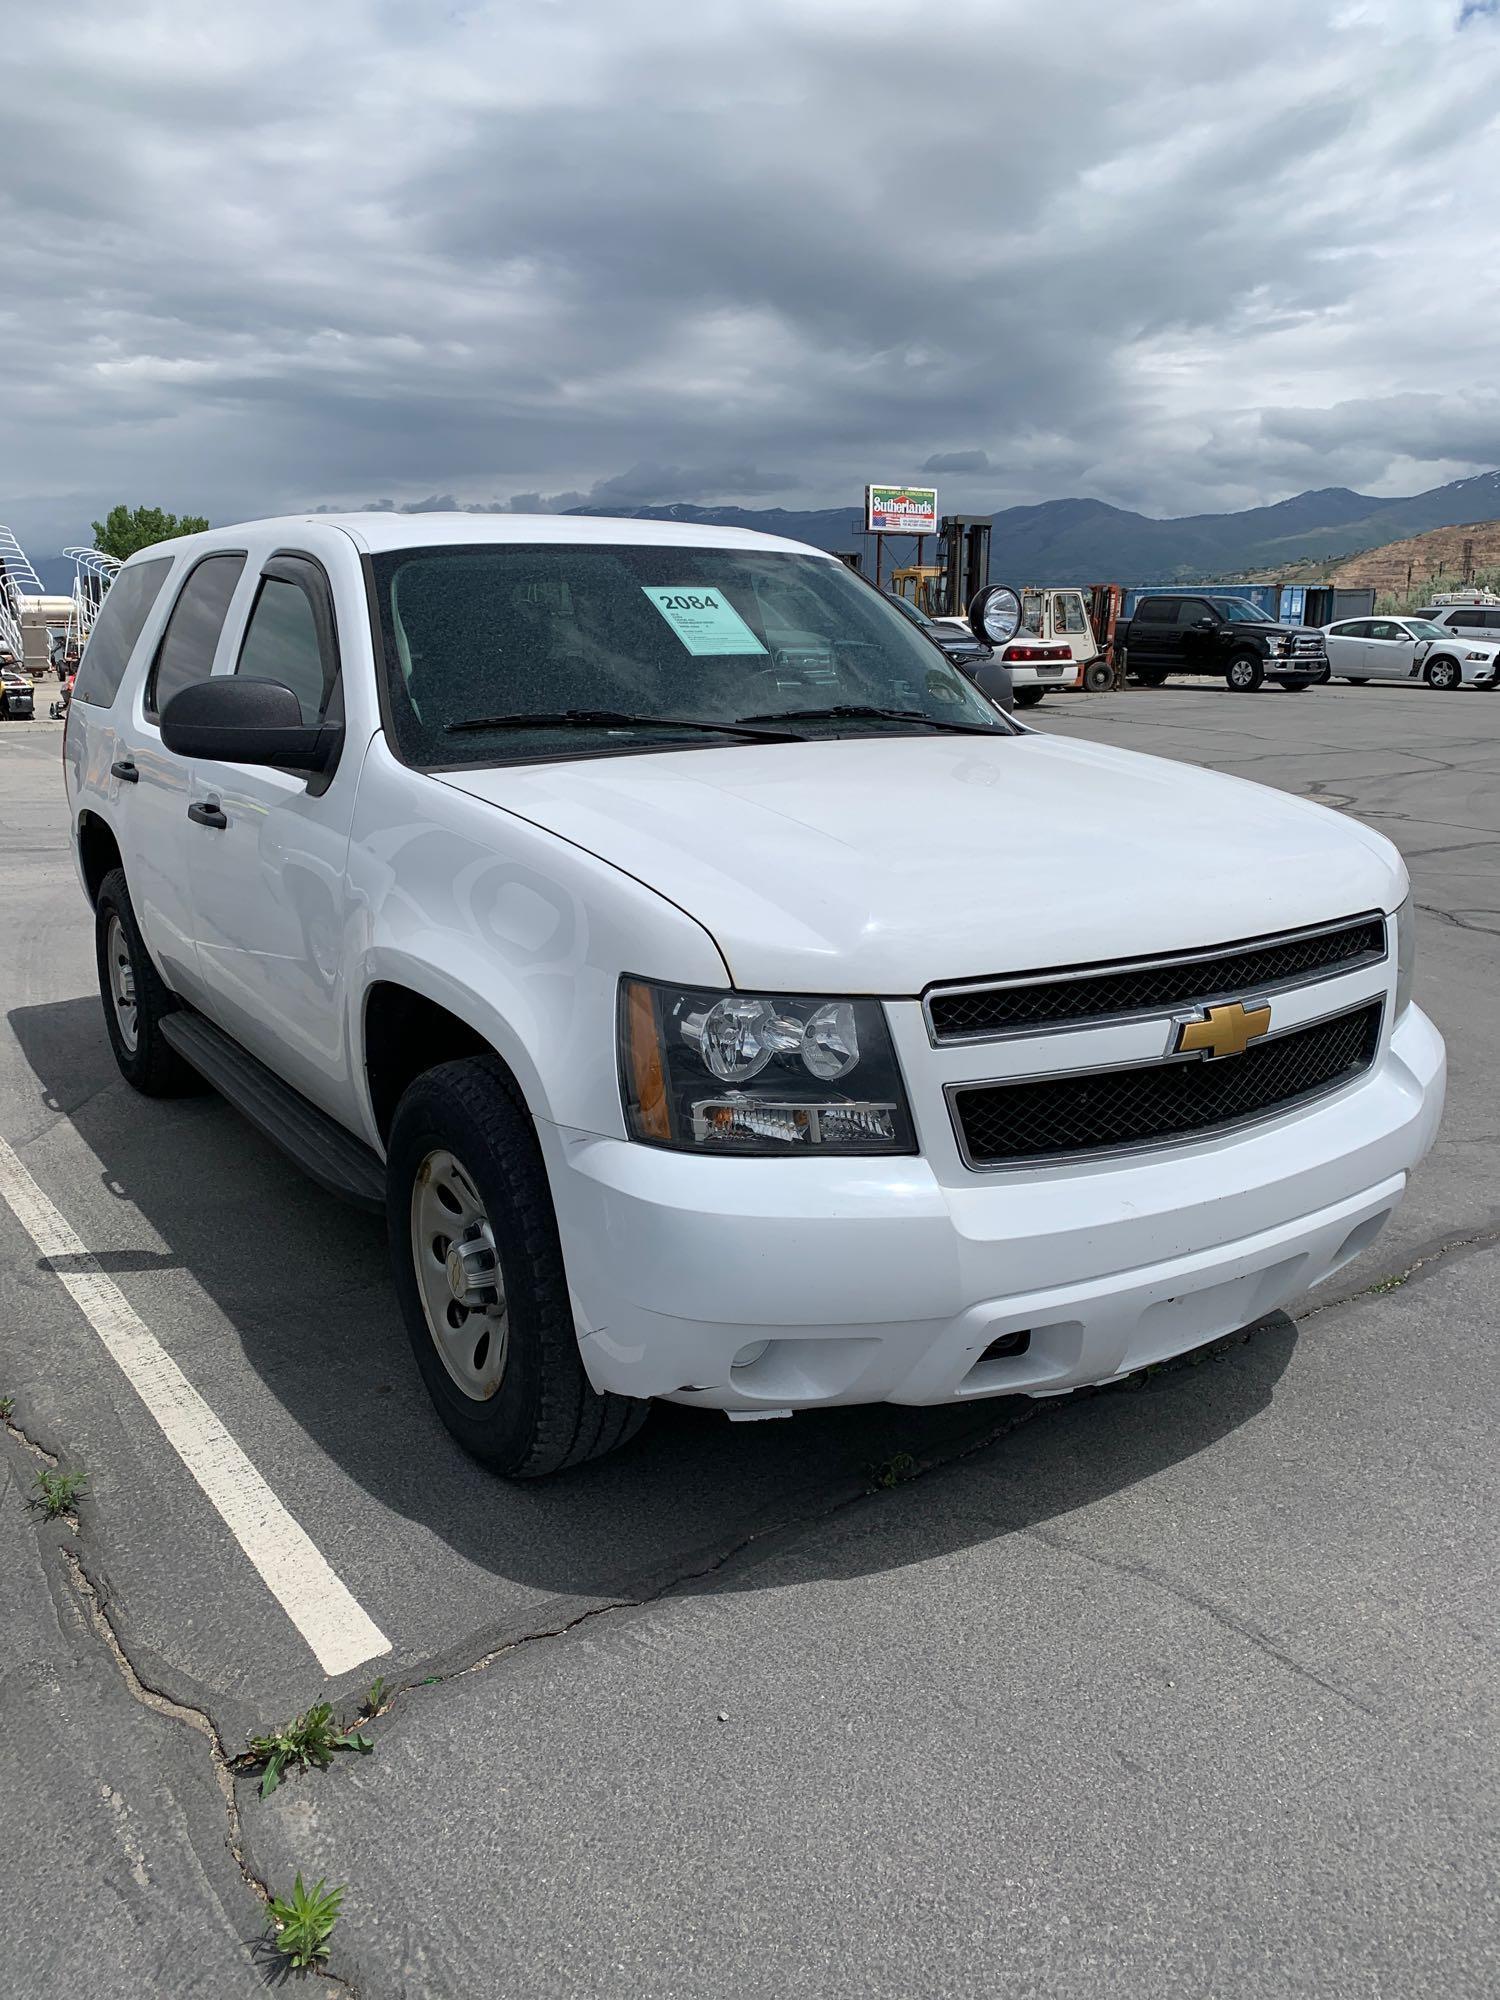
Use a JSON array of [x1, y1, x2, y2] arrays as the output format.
[[76, 811, 123, 907], [363, 983, 516, 1143]]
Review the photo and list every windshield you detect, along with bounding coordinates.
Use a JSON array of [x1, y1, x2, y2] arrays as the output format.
[[371, 544, 1012, 766], [1402, 620, 1449, 639], [1210, 597, 1275, 624]]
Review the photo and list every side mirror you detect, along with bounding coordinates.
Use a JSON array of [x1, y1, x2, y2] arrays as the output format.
[[160, 677, 340, 773], [1195, 616, 1217, 630]]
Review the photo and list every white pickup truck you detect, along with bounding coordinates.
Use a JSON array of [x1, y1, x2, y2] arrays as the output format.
[[64, 516, 1445, 1477]]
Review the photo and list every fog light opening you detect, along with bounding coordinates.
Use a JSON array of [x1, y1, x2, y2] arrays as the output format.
[[978, 1329, 1031, 1364], [732, 1340, 771, 1370]]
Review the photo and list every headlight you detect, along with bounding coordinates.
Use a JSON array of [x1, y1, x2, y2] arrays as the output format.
[[1466, 650, 1488, 661], [1272, 636, 1293, 655], [619, 978, 916, 1154], [1393, 893, 1416, 1018]]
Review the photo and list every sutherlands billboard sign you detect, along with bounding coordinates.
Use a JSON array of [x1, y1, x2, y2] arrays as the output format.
[[865, 483, 938, 534]]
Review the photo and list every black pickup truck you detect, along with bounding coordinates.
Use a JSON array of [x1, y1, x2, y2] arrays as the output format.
[[1117, 592, 1329, 692]]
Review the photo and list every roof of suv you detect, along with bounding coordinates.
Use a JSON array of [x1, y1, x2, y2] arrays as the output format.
[[142, 512, 833, 562]]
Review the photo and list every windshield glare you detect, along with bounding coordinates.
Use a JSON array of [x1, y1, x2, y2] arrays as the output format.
[[1404, 620, 1449, 640], [371, 544, 1011, 764], [1212, 598, 1274, 624]]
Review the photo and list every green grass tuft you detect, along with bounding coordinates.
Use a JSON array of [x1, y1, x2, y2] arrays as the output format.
[[266, 1874, 344, 1971], [31, 1468, 87, 1518], [245, 1702, 373, 1798]]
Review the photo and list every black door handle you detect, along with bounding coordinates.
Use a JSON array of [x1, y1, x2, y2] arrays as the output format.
[[187, 800, 228, 830], [111, 758, 139, 784]]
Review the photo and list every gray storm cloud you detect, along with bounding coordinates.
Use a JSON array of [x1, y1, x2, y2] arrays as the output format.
[[2, 0, 1498, 556]]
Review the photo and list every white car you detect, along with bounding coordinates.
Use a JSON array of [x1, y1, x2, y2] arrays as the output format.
[[63, 515, 1444, 1476], [1323, 615, 1498, 690]]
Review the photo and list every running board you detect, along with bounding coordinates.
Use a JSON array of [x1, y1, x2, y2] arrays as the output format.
[[159, 1011, 386, 1212]]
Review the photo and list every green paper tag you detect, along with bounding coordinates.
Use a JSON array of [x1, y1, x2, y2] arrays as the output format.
[[641, 586, 767, 657]]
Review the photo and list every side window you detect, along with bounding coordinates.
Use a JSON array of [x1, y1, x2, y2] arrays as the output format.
[[148, 555, 246, 718], [1341, 621, 1373, 639], [1177, 599, 1212, 625], [1369, 621, 1403, 641], [1056, 593, 1087, 635], [235, 561, 339, 724], [1136, 598, 1175, 624], [71, 557, 174, 707]]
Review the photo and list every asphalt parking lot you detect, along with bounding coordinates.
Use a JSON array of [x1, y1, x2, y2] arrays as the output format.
[[2, 681, 1498, 1998]]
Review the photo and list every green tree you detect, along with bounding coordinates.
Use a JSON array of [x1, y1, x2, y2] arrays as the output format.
[[90, 504, 211, 561]]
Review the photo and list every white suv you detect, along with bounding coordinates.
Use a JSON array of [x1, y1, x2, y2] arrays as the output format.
[[64, 516, 1445, 1476]]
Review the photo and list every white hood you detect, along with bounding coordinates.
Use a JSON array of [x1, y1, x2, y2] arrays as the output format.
[[437, 734, 1405, 993]]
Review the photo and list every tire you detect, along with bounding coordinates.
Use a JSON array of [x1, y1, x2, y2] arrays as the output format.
[[1225, 654, 1264, 692], [386, 1056, 650, 1478], [1344, 677, 1369, 685], [1013, 687, 1046, 709], [1280, 680, 1310, 692], [1424, 655, 1460, 691], [1082, 660, 1113, 692], [94, 869, 204, 1096], [1131, 666, 1169, 687]]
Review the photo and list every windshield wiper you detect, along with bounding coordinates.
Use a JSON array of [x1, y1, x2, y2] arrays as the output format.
[[444, 708, 805, 741], [735, 702, 1001, 735]]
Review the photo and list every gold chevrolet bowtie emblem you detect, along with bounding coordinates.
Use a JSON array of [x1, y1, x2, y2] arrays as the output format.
[[1174, 1000, 1272, 1060]]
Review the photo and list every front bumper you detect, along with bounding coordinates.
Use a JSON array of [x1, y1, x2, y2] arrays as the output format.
[[542, 1005, 1445, 1412], [1268, 658, 1328, 684]]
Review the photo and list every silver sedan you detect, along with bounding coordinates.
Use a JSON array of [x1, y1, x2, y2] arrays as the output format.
[[1323, 616, 1499, 690]]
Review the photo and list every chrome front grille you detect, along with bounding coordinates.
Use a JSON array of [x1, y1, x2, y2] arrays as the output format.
[[925, 914, 1387, 1046]]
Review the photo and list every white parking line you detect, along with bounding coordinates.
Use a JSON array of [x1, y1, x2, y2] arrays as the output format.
[[0, 1133, 391, 1677]]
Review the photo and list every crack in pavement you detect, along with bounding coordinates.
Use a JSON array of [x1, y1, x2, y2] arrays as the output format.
[[59, 1546, 358, 1997], [1, 1403, 357, 1993], [1295, 1216, 1500, 1318], [1018, 1524, 1383, 1721]]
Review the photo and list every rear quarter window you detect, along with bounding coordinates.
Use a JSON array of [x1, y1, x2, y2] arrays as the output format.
[[1134, 599, 1176, 623], [70, 557, 174, 707]]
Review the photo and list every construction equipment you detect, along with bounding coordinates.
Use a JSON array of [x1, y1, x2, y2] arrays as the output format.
[[63, 546, 121, 656], [888, 564, 947, 617], [0, 525, 44, 670]]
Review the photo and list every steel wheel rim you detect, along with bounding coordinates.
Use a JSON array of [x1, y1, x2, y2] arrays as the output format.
[[1229, 661, 1254, 688], [106, 913, 138, 1052], [410, 1148, 509, 1402], [1432, 663, 1456, 689]]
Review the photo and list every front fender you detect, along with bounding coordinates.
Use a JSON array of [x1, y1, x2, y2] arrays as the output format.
[[345, 742, 730, 1141]]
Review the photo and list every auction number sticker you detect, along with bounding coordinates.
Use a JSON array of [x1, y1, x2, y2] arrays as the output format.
[[641, 586, 767, 656]]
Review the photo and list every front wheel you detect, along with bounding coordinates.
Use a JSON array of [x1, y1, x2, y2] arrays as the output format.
[[94, 870, 203, 1096], [1225, 655, 1264, 692], [386, 1057, 649, 1478], [1013, 687, 1046, 709], [1082, 660, 1114, 692], [1425, 656, 1460, 691]]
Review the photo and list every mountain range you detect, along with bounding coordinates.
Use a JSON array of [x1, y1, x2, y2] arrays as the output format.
[[18, 469, 1500, 594], [570, 468, 1500, 583]]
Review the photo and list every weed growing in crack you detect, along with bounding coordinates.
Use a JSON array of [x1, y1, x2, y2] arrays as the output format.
[[32, 1467, 86, 1518], [0, 1395, 14, 1420], [362, 1675, 388, 1718], [869, 1450, 917, 1490], [245, 1702, 373, 1798], [265, 1874, 344, 1972]]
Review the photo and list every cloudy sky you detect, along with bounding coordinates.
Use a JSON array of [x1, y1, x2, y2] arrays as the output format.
[[3, 0, 1499, 557]]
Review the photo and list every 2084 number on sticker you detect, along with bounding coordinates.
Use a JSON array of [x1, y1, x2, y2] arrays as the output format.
[[641, 585, 767, 657]]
